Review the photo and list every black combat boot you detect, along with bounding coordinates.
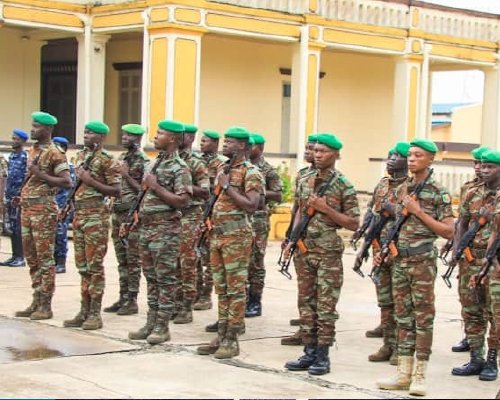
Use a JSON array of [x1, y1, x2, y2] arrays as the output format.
[[308, 345, 331, 375], [55, 256, 66, 274], [451, 350, 485, 376], [245, 292, 262, 318], [103, 292, 127, 313], [205, 320, 219, 333], [479, 349, 498, 381], [285, 344, 317, 371], [452, 337, 470, 352], [117, 292, 139, 315]]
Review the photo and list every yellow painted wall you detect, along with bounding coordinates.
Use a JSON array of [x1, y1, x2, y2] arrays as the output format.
[[449, 104, 482, 144], [0, 28, 43, 140], [317, 51, 395, 192], [431, 125, 451, 142]]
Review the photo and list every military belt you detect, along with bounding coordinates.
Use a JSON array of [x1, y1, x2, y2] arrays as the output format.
[[113, 202, 133, 212], [140, 211, 180, 224], [211, 218, 250, 235], [397, 243, 434, 258], [75, 199, 105, 210]]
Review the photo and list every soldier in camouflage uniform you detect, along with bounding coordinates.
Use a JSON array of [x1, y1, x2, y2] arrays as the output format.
[[197, 126, 262, 359], [63, 121, 121, 331], [174, 123, 209, 324], [281, 134, 318, 346], [245, 133, 282, 318], [0, 129, 28, 267], [365, 142, 410, 365], [195, 130, 228, 313], [104, 124, 149, 315], [377, 138, 454, 396], [452, 149, 499, 381], [128, 119, 192, 345], [449, 145, 489, 353], [284, 133, 360, 376], [15, 111, 72, 320]]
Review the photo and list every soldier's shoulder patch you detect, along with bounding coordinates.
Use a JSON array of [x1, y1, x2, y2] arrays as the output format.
[[100, 149, 112, 158], [338, 174, 353, 188], [441, 193, 452, 204]]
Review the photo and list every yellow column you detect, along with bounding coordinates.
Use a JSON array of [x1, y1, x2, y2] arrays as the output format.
[[147, 25, 205, 142], [481, 57, 500, 149]]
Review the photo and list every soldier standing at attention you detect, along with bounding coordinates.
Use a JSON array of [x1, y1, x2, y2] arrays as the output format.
[[104, 124, 149, 315], [377, 138, 454, 396], [284, 133, 359, 376], [128, 120, 192, 345], [15, 111, 72, 320], [451, 149, 500, 381], [246, 133, 282, 318], [174, 123, 209, 324], [281, 133, 318, 346], [63, 121, 121, 330], [450, 145, 489, 353], [197, 126, 262, 359], [366, 142, 410, 365], [0, 129, 28, 267], [195, 129, 228, 313]]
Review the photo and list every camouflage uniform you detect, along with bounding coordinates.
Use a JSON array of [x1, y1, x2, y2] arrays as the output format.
[[210, 159, 262, 332], [110, 148, 149, 306], [490, 194, 500, 358], [54, 163, 76, 261], [294, 168, 359, 346], [20, 144, 69, 312], [458, 183, 497, 355], [176, 149, 209, 318], [73, 148, 121, 324], [392, 175, 453, 360]]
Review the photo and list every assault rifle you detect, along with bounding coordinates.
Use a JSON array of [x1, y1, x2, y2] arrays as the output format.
[[368, 168, 434, 284], [472, 235, 500, 303], [278, 171, 339, 280], [441, 209, 489, 289], [59, 143, 98, 222], [438, 238, 453, 267], [351, 209, 374, 251], [119, 151, 166, 247], [194, 155, 236, 258]]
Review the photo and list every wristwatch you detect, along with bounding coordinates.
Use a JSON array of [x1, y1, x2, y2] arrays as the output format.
[[222, 183, 229, 190]]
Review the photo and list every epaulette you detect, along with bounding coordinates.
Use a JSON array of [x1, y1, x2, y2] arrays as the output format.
[[191, 150, 204, 160], [338, 172, 353, 188], [52, 143, 66, 154], [100, 148, 112, 158]]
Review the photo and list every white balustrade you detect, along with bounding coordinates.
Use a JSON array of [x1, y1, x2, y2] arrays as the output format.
[[208, 0, 308, 14]]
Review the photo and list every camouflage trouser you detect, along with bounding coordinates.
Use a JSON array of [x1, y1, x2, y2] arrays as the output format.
[[177, 207, 202, 303], [247, 212, 269, 296], [459, 257, 496, 353], [73, 207, 110, 301], [54, 219, 69, 259], [21, 202, 57, 297], [294, 250, 343, 346], [111, 210, 141, 294], [392, 251, 436, 361], [196, 237, 213, 296], [375, 259, 397, 350], [210, 226, 252, 329], [140, 217, 181, 315], [490, 270, 500, 350]]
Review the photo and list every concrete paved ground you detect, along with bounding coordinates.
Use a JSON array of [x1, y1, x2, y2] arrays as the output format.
[[0, 237, 497, 399]]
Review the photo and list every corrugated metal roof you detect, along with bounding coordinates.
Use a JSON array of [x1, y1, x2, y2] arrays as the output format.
[[432, 102, 474, 114]]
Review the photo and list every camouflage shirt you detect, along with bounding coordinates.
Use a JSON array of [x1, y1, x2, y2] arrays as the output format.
[[395, 174, 453, 248], [74, 147, 122, 203], [459, 182, 497, 249], [296, 168, 360, 253], [253, 157, 283, 214], [180, 149, 209, 208], [21, 143, 69, 199], [212, 159, 263, 226], [460, 178, 481, 205], [202, 152, 228, 193], [114, 148, 150, 209], [140, 151, 192, 214]]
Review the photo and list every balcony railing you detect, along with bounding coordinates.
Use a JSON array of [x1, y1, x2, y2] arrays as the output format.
[[208, 0, 308, 14]]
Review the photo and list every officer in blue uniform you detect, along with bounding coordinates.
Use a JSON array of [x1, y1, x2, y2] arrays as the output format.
[[0, 129, 28, 267], [53, 136, 76, 273]]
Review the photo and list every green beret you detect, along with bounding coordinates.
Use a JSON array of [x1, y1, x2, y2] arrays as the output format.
[[85, 120, 110, 135], [316, 133, 343, 150], [184, 123, 198, 134], [393, 141, 411, 157], [410, 138, 438, 154], [224, 126, 250, 140], [251, 133, 266, 145], [307, 134, 319, 143], [158, 119, 184, 133], [248, 136, 255, 145], [481, 149, 500, 164], [471, 145, 490, 161], [388, 147, 395, 156], [121, 123, 145, 135], [203, 129, 220, 140], [32, 111, 58, 126]]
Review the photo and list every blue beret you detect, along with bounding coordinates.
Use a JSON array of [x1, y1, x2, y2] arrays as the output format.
[[53, 136, 69, 146], [13, 129, 28, 141]]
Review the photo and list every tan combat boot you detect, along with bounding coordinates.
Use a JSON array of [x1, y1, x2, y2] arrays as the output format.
[[376, 355, 414, 390], [281, 329, 303, 346], [389, 350, 398, 366], [214, 326, 240, 359], [63, 296, 90, 328], [30, 294, 53, 320], [409, 359, 428, 396], [366, 323, 384, 338], [147, 311, 171, 344], [173, 300, 193, 324], [193, 288, 212, 311], [369, 344, 392, 362], [117, 292, 139, 316], [82, 298, 103, 330], [197, 321, 227, 355], [129, 310, 157, 340], [15, 293, 39, 318]]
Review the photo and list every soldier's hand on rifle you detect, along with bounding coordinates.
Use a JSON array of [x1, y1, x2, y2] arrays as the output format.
[[308, 194, 328, 213], [478, 206, 493, 223], [381, 200, 396, 217], [118, 222, 130, 238], [28, 163, 42, 177], [372, 252, 383, 267], [402, 195, 421, 215], [468, 273, 479, 289], [143, 173, 158, 190], [77, 169, 92, 184], [217, 172, 229, 188]]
